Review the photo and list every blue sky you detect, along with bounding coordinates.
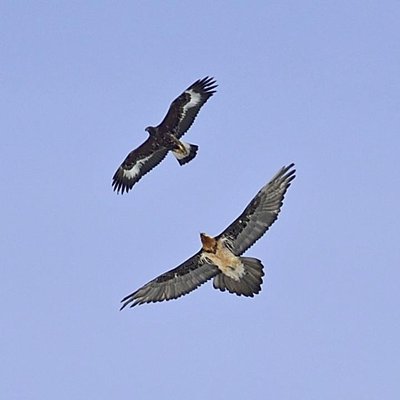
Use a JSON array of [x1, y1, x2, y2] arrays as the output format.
[[1, 1, 399, 399]]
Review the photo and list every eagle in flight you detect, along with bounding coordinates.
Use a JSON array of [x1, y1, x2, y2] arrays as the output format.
[[120, 164, 296, 309], [112, 77, 217, 194]]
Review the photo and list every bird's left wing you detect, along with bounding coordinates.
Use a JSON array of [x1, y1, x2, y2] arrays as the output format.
[[120, 252, 219, 309], [217, 164, 296, 256], [157, 76, 217, 138]]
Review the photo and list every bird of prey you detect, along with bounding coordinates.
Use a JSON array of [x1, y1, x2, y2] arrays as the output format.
[[120, 164, 296, 309], [112, 77, 217, 194]]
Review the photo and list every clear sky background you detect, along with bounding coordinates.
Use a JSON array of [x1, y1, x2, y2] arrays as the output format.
[[1, 1, 399, 399]]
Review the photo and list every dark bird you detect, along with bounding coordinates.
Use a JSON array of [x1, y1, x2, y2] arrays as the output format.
[[112, 77, 217, 194], [120, 164, 296, 309]]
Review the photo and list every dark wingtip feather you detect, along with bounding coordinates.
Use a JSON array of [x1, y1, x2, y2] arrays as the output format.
[[274, 163, 296, 188], [190, 76, 218, 95], [120, 291, 139, 310], [112, 169, 133, 195]]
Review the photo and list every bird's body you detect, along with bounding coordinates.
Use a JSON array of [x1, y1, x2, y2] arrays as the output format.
[[112, 77, 217, 194], [199, 235, 245, 281], [120, 164, 296, 309]]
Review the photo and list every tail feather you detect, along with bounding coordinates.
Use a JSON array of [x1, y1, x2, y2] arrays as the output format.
[[172, 141, 198, 166], [213, 257, 265, 297]]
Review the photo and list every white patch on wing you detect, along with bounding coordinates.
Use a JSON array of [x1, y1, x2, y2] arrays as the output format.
[[183, 90, 201, 112], [200, 237, 245, 281], [122, 155, 153, 180]]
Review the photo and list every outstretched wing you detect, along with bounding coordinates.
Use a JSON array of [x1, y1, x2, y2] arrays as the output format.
[[112, 136, 168, 194], [157, 76, 217, 138], [217, 164, 296, 256], [120, 252, 219, 309]]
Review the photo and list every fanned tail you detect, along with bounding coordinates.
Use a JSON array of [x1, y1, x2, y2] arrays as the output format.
[[172, 141, 198, 166], [213, 257, 264, 297]]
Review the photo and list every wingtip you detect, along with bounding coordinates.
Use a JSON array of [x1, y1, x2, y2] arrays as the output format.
[[120, 295, 138, 310], [111, 173, 133, 195], [283, 162, 295, 172], [120, 303, 136, 311], [193, 76, 218, 94], [281, 163, 296, 180]]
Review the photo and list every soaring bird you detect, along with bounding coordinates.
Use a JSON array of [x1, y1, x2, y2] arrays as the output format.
[[120, 164, 296, 309], [112, 77, 217, 194]]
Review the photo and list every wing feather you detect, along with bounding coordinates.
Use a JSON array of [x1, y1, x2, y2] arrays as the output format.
[[157, 77, 217, 138], [120, 252, 219, 309], [112, 137, 168, 194], [217, 164, 296, 256]]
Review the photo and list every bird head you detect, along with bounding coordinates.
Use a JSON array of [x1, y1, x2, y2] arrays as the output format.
[[200, 233, 217, 253], [145, 126, 156, 135]]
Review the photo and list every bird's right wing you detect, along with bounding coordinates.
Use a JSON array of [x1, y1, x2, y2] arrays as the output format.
[[120, 252, 219, 309], [112, 137, 168, 194]]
